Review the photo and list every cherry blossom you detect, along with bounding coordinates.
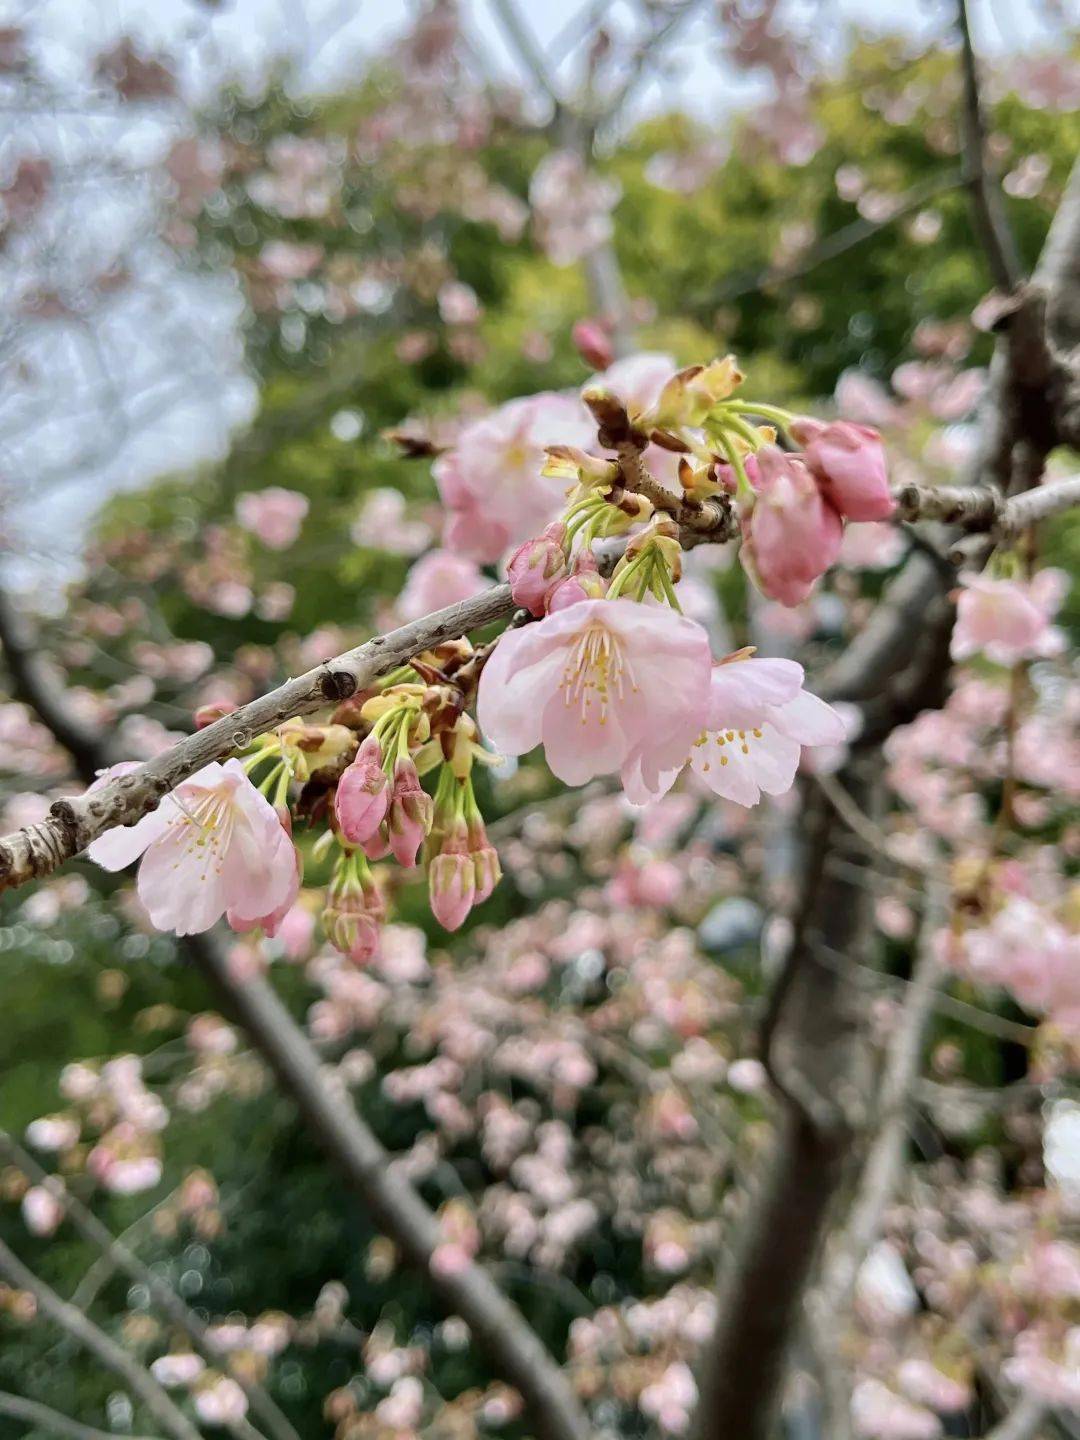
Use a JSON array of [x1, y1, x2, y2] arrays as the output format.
[[477, 598, 712, 787], [88, 760, 299, 936], [398, 548, 490, 621], [740, 446, 844, 605], [950, 569, 1067, 665], [790, 417, 895, 521], [433, 393, 593, 562], [235, 487, 309, 549]]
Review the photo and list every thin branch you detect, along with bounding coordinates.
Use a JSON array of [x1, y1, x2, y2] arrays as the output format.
[[821, 881, 948, 1312], [487, 0, 563, 110], [700, 170, 965, 307], [982, 1396, 1048, 1440], [0, 1135, 300, 1440], [813, 772, 931, 878], [186, 935, 590, 1440], [956, 0, 1022, 291], [0, 1391, 164, 1440], [581, 387, 738, 540], [0, 586, 515, 892], [0, 1238, 203, 1440]]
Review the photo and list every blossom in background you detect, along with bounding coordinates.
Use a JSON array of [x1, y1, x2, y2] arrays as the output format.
[[88, 760, 298, 936], [478, 598, 712, 786], [529, 150, 620, 266], [950, 568, 1067, 666], [235, 487, 309, 549], [434, 392, 593, 562], [398, 548, 490, 621]]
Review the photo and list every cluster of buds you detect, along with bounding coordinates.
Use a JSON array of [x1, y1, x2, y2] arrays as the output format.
[[321, 847, 385, 965], [426, 727, 501, 932]]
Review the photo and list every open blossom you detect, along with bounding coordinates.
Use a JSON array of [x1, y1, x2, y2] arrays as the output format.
[[22, 1185, 64, 1237], [433, 393, 592, 563], [235, 487, 309, 549], [625, 655, 845, 807], [950, 568, 1067, 666], [477, 598, 712, 787], [88, 760, 298, 937], [398, 549, 490, 622], [740, 446, 843, 606], [791, 417, 895, 521]]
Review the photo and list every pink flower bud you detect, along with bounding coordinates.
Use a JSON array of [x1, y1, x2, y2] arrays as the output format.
[[386, 757, 433, 867], [193, 701, 238, 729], [740, 446, 843, 607], [467, 815, 501, 903], [334, 735, 390, 844], [572, 318, 615, 371], [429, 848, 477, 932], [507, 524, 568, 616], [546, 550, 607, 613], [790, 418, 894, 521]]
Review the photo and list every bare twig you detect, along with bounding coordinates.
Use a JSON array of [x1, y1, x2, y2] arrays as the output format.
[[956, 0, 1022, 291], [0, 1238, 202, 1440], [821, 882, 948, 1312], [0, 1391, 164, 1440], [0, 1135, 299, 1440]]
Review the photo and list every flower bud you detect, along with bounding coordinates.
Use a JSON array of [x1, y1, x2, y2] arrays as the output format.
[[653, 356, 744, 428], [790, 418, 894, 522], [322, 854, 384, 965], [507, 523, 568, 617], [547, 551, 607, 612], [334, 735, 390, 844], [740, 446, 843, 607], [572, 318, 615, 371], [429, 850, 475, 931], [386, 757, 434, 868], [193, 701, 238, 729]]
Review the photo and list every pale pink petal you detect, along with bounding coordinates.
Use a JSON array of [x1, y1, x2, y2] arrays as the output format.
[[769, 689, 848, 745]]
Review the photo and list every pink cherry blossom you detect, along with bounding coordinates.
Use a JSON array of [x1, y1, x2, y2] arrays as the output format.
[[235, 487, 309, 549], [398, 548, 490, 621], [790, 418, 895, 521], [626, 656, 845, 808], [194, 1376, 249, 1426], [951, 568, 1067, 666], [477, 598, 712, 787], [850, 1379, 942, 1439], [88, 760, 299, 936], [151, 1353, 206, 1387], [434, 393, 593, 563], [740, 446, 844, 606]]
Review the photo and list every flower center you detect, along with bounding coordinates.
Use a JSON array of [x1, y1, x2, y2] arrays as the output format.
[[561, 624, 638, 726], [692, 726, 764, 771], [165, 790, 236, 881]]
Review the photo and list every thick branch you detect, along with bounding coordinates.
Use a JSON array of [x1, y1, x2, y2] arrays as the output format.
[[0, 1134, 299, 1440], [0, 586, 515, 892], [0, 1237, 202, 1440], [0, 1391, 164, 1440], [187, 935, 589, 1440], [895, 474, 1080, 536]]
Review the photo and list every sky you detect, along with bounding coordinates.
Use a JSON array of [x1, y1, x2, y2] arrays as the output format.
[[1, 0, 1076, 594]]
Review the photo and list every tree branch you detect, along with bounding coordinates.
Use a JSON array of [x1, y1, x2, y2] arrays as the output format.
[[0, 1135, 300, 1440], [186, 935, 590, 1440], [0, 594, 590, 1440], [0, 1237, 203, 1440], [957, 0, 1022, 291], [0, 586, 515, 892], [0, 1391, 165, 1440], [895, 474, 1080, 536]]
